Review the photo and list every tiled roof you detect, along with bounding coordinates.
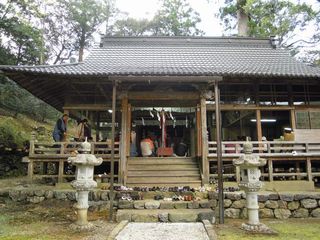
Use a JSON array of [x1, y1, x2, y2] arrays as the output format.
[[1, 36, 320, 78]]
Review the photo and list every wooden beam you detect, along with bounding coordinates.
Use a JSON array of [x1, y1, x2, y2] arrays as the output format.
[[63, 104, 111, 111], [196, 105, 202, 157], [128, 91, 200, 100], [207, 104, 294, 111]]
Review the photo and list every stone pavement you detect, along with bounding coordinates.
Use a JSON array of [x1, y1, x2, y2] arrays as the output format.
[[115, 222, 210, 240]]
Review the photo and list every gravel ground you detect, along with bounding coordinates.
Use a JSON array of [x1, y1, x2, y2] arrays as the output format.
[[115, 222, 210, 240]]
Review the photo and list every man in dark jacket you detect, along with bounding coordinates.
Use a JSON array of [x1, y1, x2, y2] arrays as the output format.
[[52, 114, 68, 142]]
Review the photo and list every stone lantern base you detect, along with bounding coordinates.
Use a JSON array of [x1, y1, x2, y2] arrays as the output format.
[[69, 222, 95, 232], [241, 223, 277, 235]]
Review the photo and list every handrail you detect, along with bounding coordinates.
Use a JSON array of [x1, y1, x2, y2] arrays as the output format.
[[29, 141, 120, 158], [208, 141, 320, 157]]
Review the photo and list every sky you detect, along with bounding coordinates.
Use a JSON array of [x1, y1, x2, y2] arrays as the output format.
[[114, 0, 320, 37]]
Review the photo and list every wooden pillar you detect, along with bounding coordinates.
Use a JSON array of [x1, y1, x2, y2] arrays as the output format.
[[268, 159, 273, 182], [306, 158, 312, 182], [58, 159, 64, 183], [215, 83, 224, 224], [126, 104, 132, 156], [109, 81, 117, 222], [196, 105, 202, 157], [120, 96, 128, 185], [290, 109, 296, 130], [236, 166, 241, 183], [256, 109, 262, 141], [201, 96, 209, 184]]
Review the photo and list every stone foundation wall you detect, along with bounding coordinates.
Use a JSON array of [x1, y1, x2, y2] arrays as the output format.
[[1, 189, 320, 219]]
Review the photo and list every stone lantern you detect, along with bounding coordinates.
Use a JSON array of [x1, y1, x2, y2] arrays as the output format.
[[233, 141, 274, 233], [68, 139, 103, 230]]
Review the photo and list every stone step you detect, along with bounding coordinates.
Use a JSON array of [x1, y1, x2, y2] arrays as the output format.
[[116, 208, 215, 223], [128, 157, 194, 163], [127, 171, 200, 177], [126, 176, 201, 183], [128, 160, 197, 165], [127, 165, 199, 171], [125, 182, 202, 187]]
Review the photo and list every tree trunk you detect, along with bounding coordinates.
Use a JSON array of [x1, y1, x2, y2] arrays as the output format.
[[237, 0, 249, 37]]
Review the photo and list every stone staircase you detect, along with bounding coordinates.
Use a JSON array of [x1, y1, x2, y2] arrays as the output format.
[[125, 157, 202, 187], [116, 199, 216, 223]]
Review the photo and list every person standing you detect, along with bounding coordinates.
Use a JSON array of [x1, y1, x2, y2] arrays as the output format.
[[76, 118, 91, 141], [52, 114, 68, 142]]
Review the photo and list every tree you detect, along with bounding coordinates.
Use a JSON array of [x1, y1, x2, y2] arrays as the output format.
[[109, 0, 204, 37], [110, 18, 153, 36], [0, 0, 45, 65], [56, 0, 114, 62], [151, 0, 204, 36], [219, 0, 316, 47]]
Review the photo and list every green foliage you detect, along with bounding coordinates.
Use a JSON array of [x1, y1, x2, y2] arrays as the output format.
[[219, 0, 316, 46], [151, 0, 204, 36], [0, 0, 45, 64], [0, 120, 26, 149], [110, 18, 153, 36], [56, 0, 114, 61], [110, 0, 203, 37]]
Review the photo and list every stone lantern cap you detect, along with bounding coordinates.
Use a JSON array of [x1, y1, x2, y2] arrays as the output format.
[[80, 138, 91, 153], [233, 141, 266, 167]]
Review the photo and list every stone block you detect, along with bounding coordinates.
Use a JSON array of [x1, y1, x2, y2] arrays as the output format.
[[27, 196, 45, 204], [92, 191, 101, 201], [174, 202, 188, 209], [133, 201, 145, 209], [198, 211, 215, 223], [145, 201, 160, 209], [224, 208, 240, 219], [34, 190, 45, 197], [279, 194, 294, 202], [54, 191, 67, 200], [168, 212, 198, 222], [300, 199, 318, 209], [288, 201, 300, 210], [45, 190, 53, 199], [66, 192, 76, 201], [294, 194, 309, 201], [268, 194, 279, 200], [9, 190, 27, 202], [118, 200, 134, 209], [278, 200, 288, 209], [160, 202, 174, 209], [100, 191, 109, 201], [207, 191, 218, 200], [225, 192, 241, 201], [199, 201, 210, 208], [259, 208, 274, 218], [159, 212, 169, 222], [258, 202, 265, 209], [208, 200, 217, 208], [116, 211, 131, 222], [231, 199, 246, 209], [132, 213, 158, 222], [265, 200, 279, 209], [293, 208, 309, 218], [241, 208, 248, 219], [258, 194, 269, 202], [187, 201, 199, 209], [311, 208, 320, 218], [274, 209, 291, 219], [224, 199, 232, 208]]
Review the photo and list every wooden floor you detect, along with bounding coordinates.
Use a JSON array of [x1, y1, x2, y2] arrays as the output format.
[[126, 157, 202, 187]]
